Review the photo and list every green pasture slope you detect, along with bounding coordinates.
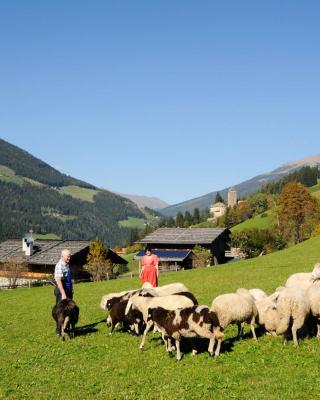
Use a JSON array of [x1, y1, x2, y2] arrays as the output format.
[[58, 185, 99, 202], [231, 210, 274, 232], [1, 236, 320, 400]]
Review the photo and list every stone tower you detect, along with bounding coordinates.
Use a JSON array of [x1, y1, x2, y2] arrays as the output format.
[[228, 188, 237, 207]]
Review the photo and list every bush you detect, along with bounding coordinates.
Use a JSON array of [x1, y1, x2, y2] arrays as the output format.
[[231, 228, 287, 259], [192, 245, 212, 267]]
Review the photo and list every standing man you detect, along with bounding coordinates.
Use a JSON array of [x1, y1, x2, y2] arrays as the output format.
[[54, 249, 73, 304]]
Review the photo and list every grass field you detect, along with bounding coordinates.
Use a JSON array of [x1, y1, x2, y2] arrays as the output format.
[[1, 236, 320, 399], [118, 217, 146, 229], [231, 210, 274, 232], [32, 233, 61, 240], [0, 165, 25, 186], [58, 185, 99, 202]]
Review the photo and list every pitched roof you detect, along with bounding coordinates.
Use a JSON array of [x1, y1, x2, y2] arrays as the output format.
[[140, 228, 229, 245], [134, 249, 191, 262], [0, 239, 127, 265]]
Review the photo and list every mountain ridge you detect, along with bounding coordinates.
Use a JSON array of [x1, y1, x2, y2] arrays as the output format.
[[160, 155, 320, 216]]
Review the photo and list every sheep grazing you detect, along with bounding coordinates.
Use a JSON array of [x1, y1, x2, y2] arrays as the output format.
[[285, 272, 313, 291], [249, 288, 268, 302], [253, 296, 278, 335], [306, 285, 320, 337], [210, 288, 258, 351], [275, 287, 310, 346], [52, 299, 79, 340], [100, 283, 189, 311], [147, 305, 223, 360], [125, 292, 198, 349], [100, 289, 141, 311], [106, 300, 144, 335]]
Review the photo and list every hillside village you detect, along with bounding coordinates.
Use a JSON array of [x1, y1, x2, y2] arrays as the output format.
[[1, 136, 320, 288]]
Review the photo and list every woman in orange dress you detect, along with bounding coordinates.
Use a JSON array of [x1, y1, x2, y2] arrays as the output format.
[[140, 246, 159, 287]]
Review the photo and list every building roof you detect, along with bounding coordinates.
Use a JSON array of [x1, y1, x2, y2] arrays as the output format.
[[134, 249, 191, 262], [212, 202, 226, 208], [140, 228, 229, 245], [0, 239, 127, 265]]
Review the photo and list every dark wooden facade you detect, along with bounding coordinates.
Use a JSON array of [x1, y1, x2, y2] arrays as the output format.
[[0, 239, 128, 281], [140, 228, 230, 265]]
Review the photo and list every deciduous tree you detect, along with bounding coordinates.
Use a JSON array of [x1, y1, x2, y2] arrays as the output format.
[[279, 182, 320, 244], [84, 240, 113, 281]]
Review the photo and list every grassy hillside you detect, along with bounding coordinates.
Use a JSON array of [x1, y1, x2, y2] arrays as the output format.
[[118, 217, 146, 229], [58, 185, 99, 203], [231, 210, 274, 232], [1, 236, 320, 399]]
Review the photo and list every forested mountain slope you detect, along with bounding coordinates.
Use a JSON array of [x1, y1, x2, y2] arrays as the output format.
[[0, 139, 144, 246]]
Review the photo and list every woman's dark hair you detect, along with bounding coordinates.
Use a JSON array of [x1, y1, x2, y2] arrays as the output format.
[[145, 245, 152, 253]]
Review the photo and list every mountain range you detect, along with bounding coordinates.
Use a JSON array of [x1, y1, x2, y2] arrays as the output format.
[[0, 138, 145, 246], [160, 155, 320, 216], [116, 193, 169, 210]]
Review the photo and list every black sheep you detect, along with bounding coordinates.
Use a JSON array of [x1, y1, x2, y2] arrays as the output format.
[[52, 299, 79, 339]]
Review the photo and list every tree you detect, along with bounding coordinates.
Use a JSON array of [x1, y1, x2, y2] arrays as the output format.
[[193, 208, 200, 225], [247, 193, 269, 216], [215, 192, 224, 203], [84, 240, 113, 281], [175, 212, 184, 227], [278, 182, 320, 244], [192, 245, 212, 267], [184, 211, 193, 227], [3, 259, 28, 288]]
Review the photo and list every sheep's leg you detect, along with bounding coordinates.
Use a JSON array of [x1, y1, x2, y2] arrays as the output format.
[[175, 339, 182, 361], [292, 320, 301, 347], [139, 321, 153, 349], [61, 316, 70, 340], [71, 323, 76, 338], [214, 337, 222, 357], [317, 322, 320, 338], [237, 322, 244, 338], [191, 339, 198, 356], [208, 335, 215, 356], [250, 316, 257, 340]]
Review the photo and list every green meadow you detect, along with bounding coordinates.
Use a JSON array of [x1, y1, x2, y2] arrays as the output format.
[[1, 236, 320, 399]]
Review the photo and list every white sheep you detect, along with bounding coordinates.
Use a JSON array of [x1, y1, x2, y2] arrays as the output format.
[[306, 285, 320, 337], [138, 282, 189, 298], [210, 288, 258, 351], [275, 287, 310, 346], [249, 288, 268, 302], [100, 282, 189, 311], [126, 293, 197, 349], [253, 296, 279, 335], [285, 273, 313, 291]]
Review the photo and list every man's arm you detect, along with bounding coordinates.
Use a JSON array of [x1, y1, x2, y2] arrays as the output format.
[[56, 277, 67, 300]]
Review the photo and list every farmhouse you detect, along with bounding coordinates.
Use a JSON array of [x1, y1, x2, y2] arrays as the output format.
[[0, 238, 128, 286], [137, 227, 230, 270]]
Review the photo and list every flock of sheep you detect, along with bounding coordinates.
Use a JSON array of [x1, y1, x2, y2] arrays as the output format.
[[99, 264, 320, 360], [55, 263, 318, 360]]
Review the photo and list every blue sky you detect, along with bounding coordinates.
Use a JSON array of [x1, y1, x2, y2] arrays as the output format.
[[1, 1, 320, 204]]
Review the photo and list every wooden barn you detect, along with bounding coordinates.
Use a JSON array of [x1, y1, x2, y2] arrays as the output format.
[[0, 238, 128, 287], [138, 227, 230, 270]]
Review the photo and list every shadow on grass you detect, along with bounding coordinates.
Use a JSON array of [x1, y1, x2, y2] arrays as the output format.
[[75, 318, 106, 337]]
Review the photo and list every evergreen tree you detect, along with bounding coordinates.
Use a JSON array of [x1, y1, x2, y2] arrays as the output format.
[[215, 192, 224, 203], [193, 208, 200, 224], [184, 211, 193, 227], [175, 212, 184, 227]]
